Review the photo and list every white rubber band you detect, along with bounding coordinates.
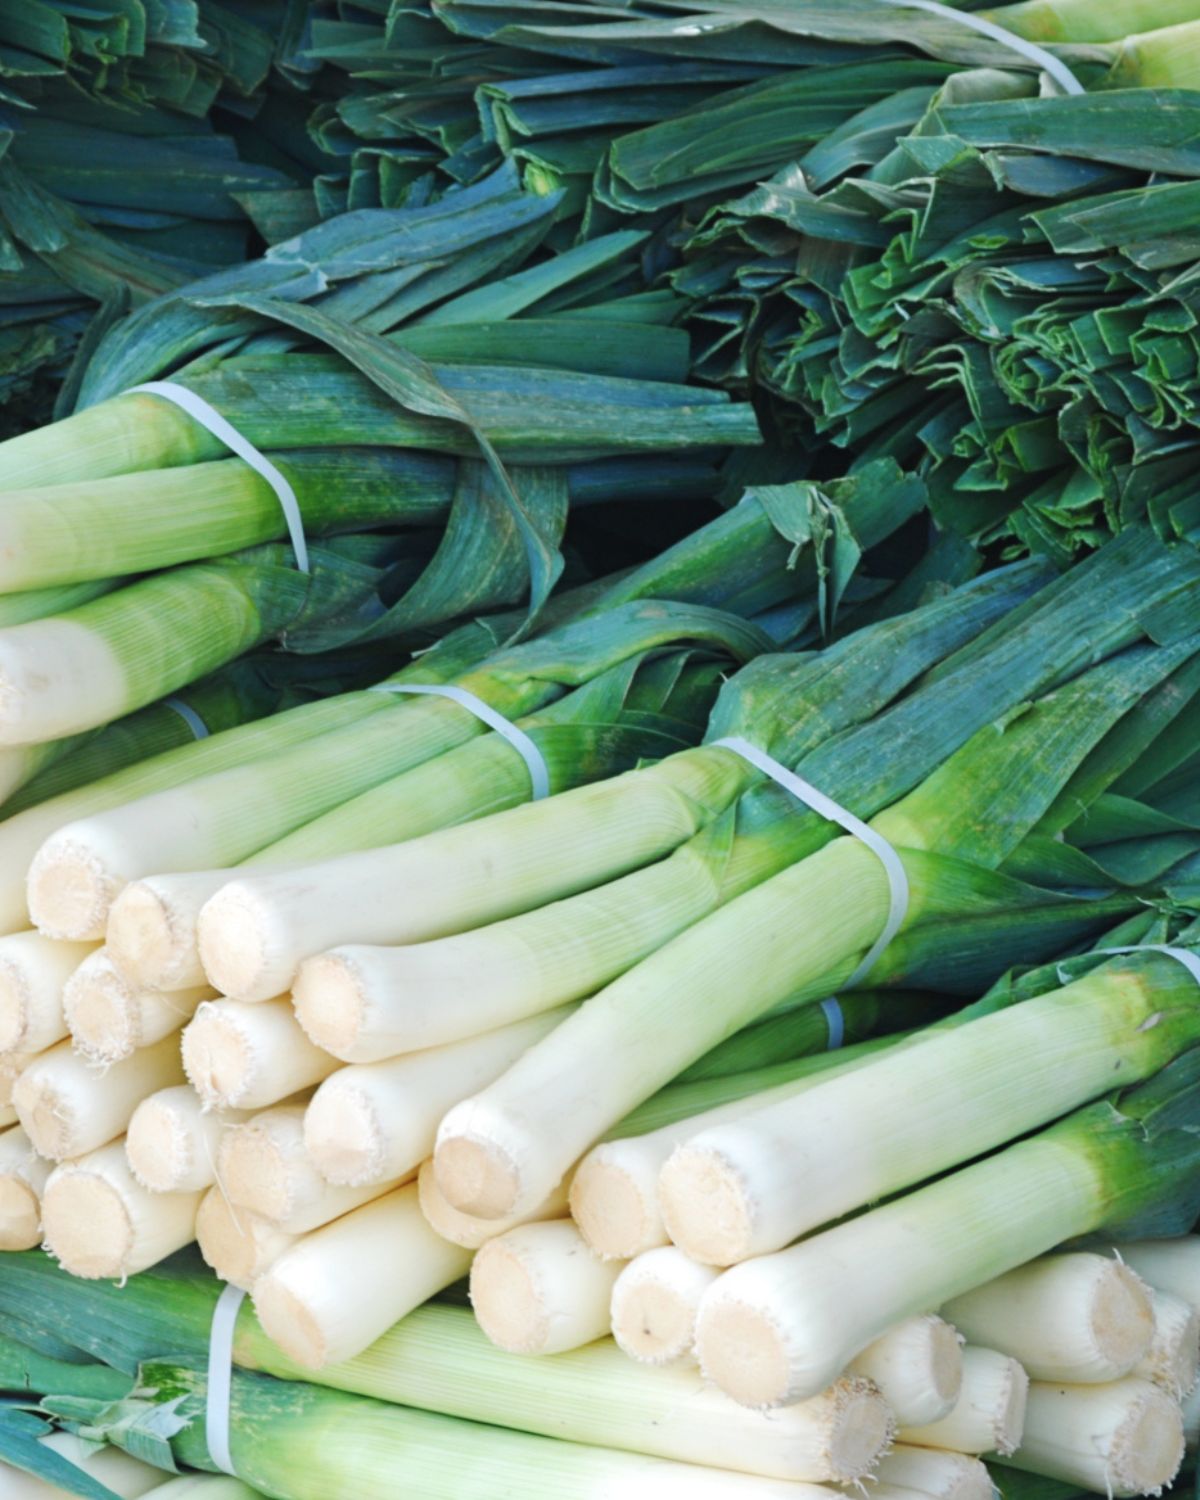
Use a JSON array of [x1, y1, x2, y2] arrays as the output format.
[[162, 696, 210, 741], [127, 381, 310, 573], [821, 996, 845, 1051], [1092, 944, 1200, 987], [874, 0, 1086, 94], [713, 735, 909, 985], [369, 682, 551, 800], [206, 1282, 246, 1477]]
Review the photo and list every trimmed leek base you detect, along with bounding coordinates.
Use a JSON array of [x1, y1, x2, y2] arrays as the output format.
[[941, 1253, 1154, 1383], [693, 1109, 1135, 1408], [195, 1189, 296, 1292], [1000, 1378, 1184, 1498], [898, 1346, 1029, 1456], [62, 948, 212, 1063], [470, 1220, 625, 1356], [125, 1087, 250, 1195], [0, 1124, 50, 1250], [302, 1006, 573, 1187], [0, 1053, 34, 1113], [610, 1246, 718, 1365], [0, 931, 96, 1053], [219, 1103, 404, 1234], [41, 1141, 201, 1278], [870, 1446, 994, 1500], [417, 1158, 568, 1249], [846, 1317, 964, 1429], [235, 1298, 893, 1485], [182, 998, 337, 1109], [107, 871, 234, 991], [566, 1046, 880, 1259], [252, 1183, 472, 1369], [1110, 1239, 1200, 1314], [13, 1033, 184, 1161], [1133, 1291, 1200, 1397]]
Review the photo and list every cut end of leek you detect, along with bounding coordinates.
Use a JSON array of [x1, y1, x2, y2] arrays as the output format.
[[182, 1001, 256, 1109], [42, 1162, 135, 1278], [0, 957, 34, 1053], [694, 1292, 795, 1408], [219, 1119, 295, 1224], [196, 1188, 295, 1291], [252, 1275, 330, 1369], [657, 1142, 754, 1266], [434, 1128, 523, 1222], [610, 1247, 718, 1365], [303, 1081, 385, 1187], [0, 1174, 41, 1250], [469, 1233, 557, 1355], [569, 1148, 663, 1262], [13, 1068, 74, 1162], [1109, 1386, 1189, 1495], [292, 952, 368, 1060], [197, 884, 277, 1003], [125, 1096, 196, 1194], [26, 839, 118, 942], [63, 960, 137, 1064], [107, 880, 191, 991]]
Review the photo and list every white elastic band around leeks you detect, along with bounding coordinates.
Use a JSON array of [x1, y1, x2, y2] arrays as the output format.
[[127, 381, 310, 574], [206, 1282, 246, 1476], [162, 696, 210, 741], [873, 0, 1086, 95], [368, 682, 551, 800], [713, 735, 909, 986], [820, 996, 845, 1050]]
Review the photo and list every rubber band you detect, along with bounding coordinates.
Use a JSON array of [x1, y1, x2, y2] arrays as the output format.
[[1091, 944, 1200, 987], [127, 382, 310, 573], [369, 682, 550, 800], [206, 1282, 246, 1477], [821, 996, 845, 1051], [713, 736, 909, 985], [873, 0, 1086, 95], [162, 696, 210, 741]]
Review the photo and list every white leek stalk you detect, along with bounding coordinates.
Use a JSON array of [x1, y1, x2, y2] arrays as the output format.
[[470, 1220, 625, 1355], [1001, 1377, 1184, 1497], [940, 1253, 1154, 1383], [219, 1102, 405, 1233], [846, 1317, 964, 1428], [125, 1086, 250, 1194], [237, 1299, 891, 1485], [195, 1187, 296, 1291], [655, 956, 1197, 1265], [417, 1158, 569, 1249], [0, 932, 96, 1052], [1108, 1239, 1200, 1312], [31, 1432, 166, 1498], [0, 1051, 33, 1113], [63, 948, 213, 1063], [570, 1043, 882, 1260], [13, 1033, 184, 1160], [302, 1007, 574, 1187], [610, 1246, 718, 1365], [252, 1183, 472, 1368], [898, 1346, 1029, 1456], [1132, 1290, 1200, 1397], [182, 998, 337, 1109], [0, 1124, 50, 1250], [107, 871, 237, 991], [867, 1447, 994, 1500], [41, 1140, 201, 1277], [197, 758, 738, 1004]]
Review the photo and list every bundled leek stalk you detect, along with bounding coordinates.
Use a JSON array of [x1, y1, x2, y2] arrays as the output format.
[[424, 530, 1200, 1222], [0, 1252, 891, 1488]]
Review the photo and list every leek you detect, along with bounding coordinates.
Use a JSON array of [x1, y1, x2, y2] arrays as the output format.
[[898, 1346, 1030, 1456]]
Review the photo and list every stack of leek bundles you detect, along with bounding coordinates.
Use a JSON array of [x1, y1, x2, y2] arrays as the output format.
[[0, 530, 1197, 1496]]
